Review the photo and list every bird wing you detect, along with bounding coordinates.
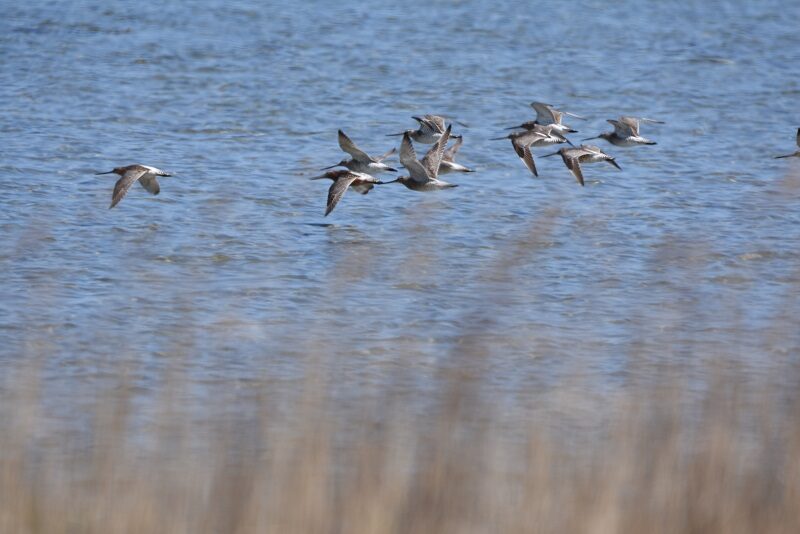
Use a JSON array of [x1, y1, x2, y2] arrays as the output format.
[[577, 145, 610, 162], [579, 145, 603, 156], [338, 130, 373, 162], [351, 182, 375, 195], [420, 124, 452, 179], [423, 115, 447, 133], [399, 131, 419, 166], [518, 130, 550, 147], [376, 147, 396, 162], [110, 168, 148, 208], [325, 172, 360, 216], [608, 118, 637, 138], [531, 102, 559, 125], [138, 175, 161, 195], [400, 133, 433, 183], [563, 155, 585, 186], [521, 145, 537, 177], [511, 140, 538, 177], [412, 116, 438, 135], [530, 123, 551, 135], [443, 136, 463, 162], [140, 164, 169, 176], [577, 145, 620, 169], [619, 117, 643, 136], [535, 124, 570, 141], [421, 143, 441, 173], [585, 145, 621, 170]]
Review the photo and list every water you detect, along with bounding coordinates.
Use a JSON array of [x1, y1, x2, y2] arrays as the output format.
[[2, 1, 800, 422]]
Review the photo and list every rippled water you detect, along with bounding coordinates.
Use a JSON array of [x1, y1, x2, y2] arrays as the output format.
[[2, 1, 800, 417]]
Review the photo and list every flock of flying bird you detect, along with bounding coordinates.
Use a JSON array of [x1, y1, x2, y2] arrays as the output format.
[[95, 102, 800, 215]]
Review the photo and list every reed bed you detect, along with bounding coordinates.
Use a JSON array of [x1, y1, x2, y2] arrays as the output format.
[[1, 355, 799, 533]]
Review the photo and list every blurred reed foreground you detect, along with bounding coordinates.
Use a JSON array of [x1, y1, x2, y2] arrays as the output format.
[[2, 358, 800, 533], [3, 200, 800, 533]]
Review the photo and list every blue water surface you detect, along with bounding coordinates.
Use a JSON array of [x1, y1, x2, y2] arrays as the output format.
[[1, 0, 800, 422]]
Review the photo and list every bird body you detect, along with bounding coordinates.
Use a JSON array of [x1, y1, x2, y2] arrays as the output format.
[[311, 170, 383, 216], [506, 120, 578, 134], [510, 125, 572, 147], [96, 164, 171, 209], [394, 179, 458, 192]]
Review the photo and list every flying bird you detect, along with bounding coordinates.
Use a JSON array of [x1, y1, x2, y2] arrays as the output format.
[[96, 164, 172, 209], [491, 125, 573, 177], [311, 170, 384, 216], [505, 102, 585, 135], [320, 130, 397, 175], [584, 116, 663, 147], [542, 145, 621, 186]]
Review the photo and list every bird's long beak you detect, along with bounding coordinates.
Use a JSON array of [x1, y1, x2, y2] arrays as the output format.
[[581, 135, 601, 141], [489, 136, 508, 141], [386, 167, 398, 172], [504, 125, 522, 130], [381, 178, 401, 184], [565, 138, 576, 147], [609, 160, 622, 170], [386, 132, 405, 137], [95, 170, 114, 175], [310, 174, 328, 180], [319, 164, 339, 170], [541, 152, 559, 158]]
